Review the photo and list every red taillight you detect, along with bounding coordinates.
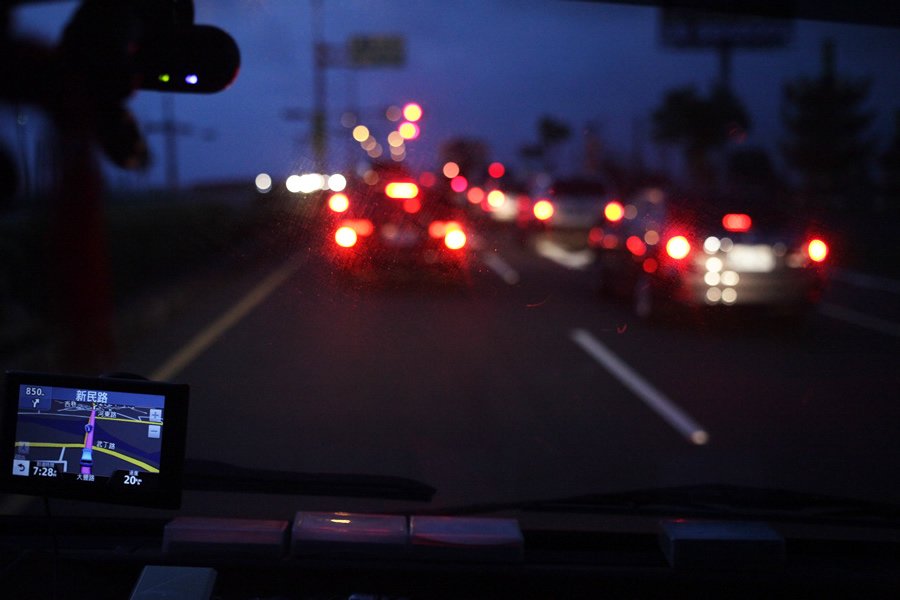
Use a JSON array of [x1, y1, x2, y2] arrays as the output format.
[[328, 193, 349, 213], [626, 235, 646, 256], [665, 235, 691, 260], [722, 213, 752, 232], [466, 187, 485, 204], [403, 197, 421, 213], [450, 176, 468, 193], [488, 162, 505, 178], [807, 239, 828, 262], [533, 199, 554, 221], [428, 221, 446, 239], [385, 182, 419, 199], [604, 200, 624, 222]]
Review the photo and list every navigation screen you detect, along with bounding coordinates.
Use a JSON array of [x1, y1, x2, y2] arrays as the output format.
[[1, 372, 189, 508], [13, 384, 165, 487]]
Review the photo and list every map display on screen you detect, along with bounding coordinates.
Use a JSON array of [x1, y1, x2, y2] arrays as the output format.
[[2, 372, 188, 508]]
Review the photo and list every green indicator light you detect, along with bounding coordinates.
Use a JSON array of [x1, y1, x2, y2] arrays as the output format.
[[159, 74, 171, 83]]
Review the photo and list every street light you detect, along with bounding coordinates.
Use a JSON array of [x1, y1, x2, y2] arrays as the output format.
[[398, 122, 420, 140], [402, 102, 423, 122]]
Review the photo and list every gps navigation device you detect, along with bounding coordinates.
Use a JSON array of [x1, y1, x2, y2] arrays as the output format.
[[1, 372, 189, 509]]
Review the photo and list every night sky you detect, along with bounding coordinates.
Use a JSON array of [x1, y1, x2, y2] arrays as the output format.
[[7, 0, 900, 188]]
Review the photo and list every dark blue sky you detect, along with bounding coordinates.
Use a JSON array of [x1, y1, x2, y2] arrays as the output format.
[[9, 1, 900, 188]]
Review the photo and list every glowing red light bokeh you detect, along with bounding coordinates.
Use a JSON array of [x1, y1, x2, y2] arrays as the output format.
[[450, 176, 468, 193]]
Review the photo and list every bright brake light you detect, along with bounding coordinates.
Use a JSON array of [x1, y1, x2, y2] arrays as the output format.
[[429, 220, 466, 249], [807, 239, 828, 262], [604, 200, 624, 222], [334, 226, 358, 248], [328, 193, 349, 213], [385, 182, 419, 199], [665, 235, 691, 260], [444, 228, 467, 250], [487, 190, 505, 209], [533, 199, 554, 221], [722, 213, 752, 232]]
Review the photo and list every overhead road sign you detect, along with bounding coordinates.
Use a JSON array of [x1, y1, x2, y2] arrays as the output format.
[[348, 35, 406, 68], [661, 8, 793, 49]]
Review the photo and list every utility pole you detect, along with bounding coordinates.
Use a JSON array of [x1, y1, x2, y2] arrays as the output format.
[[144, 97, 215, 191], [660, 8, 792, 93], [283, 6, 406, 172], [311, 0, 326, 173], [145, 96, 191, 191]]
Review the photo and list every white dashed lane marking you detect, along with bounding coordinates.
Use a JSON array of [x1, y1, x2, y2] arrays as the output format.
[[570, 328, 710, 446]]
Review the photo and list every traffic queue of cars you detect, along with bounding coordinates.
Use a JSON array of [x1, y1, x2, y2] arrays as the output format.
[[529, 178, 609, 230], [322, 170, 471, 283], [589, 187, 830, 320], [317, 167, 831, 323], [468, 175, 830, 322]]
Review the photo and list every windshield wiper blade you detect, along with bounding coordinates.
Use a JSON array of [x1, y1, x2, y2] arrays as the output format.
[[182, 459, 435, 502], [424, 484, 900, 526]]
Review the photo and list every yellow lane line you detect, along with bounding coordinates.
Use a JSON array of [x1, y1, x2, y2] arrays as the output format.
[[151, 256, 303, 381], [15, 442, 159, 473]]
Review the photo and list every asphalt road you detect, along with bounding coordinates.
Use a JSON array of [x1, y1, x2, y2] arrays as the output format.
[[14, 220, 895, 519]]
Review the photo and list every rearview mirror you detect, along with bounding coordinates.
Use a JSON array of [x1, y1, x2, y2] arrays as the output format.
[[135, 24, 240, 94]]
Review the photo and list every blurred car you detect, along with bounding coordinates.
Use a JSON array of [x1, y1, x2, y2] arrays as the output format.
[[515, 177, 609, 246], [530, 177, 609, 228], [324, 174, 470, 282], [591, 187, 830, 320]]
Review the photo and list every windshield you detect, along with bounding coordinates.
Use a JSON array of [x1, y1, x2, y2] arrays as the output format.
[[2, 1, 899, 522]]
